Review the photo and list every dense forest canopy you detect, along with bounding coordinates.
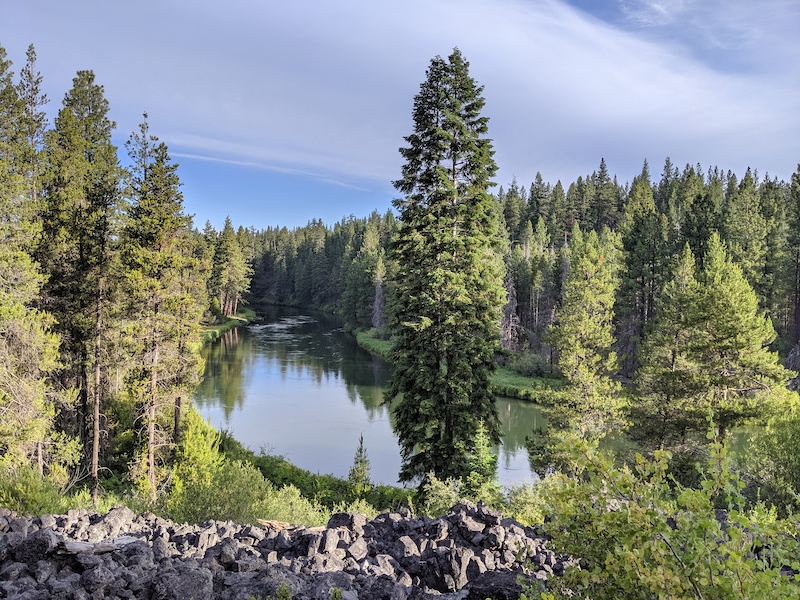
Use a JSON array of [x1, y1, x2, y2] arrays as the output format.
[[2, 40, 800, 597]]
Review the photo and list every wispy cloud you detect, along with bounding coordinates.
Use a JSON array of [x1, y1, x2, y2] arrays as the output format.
[[2, 0, 798, 228]]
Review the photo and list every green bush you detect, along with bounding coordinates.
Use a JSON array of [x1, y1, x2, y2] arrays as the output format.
[[507, 352, 550, 377], [0, 466, 68, 515], [522, 428, 800, 599]]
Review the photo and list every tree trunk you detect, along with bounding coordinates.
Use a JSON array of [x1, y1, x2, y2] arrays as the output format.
[[91, 276, 104, 507], [173, 395, 182, 446], [148, 340, 159, 503]]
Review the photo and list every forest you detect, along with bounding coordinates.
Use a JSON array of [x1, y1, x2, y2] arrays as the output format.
[[2, 41, 800, 597]]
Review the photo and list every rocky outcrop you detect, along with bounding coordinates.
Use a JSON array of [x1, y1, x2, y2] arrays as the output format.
[[0, 500, 572, 599]]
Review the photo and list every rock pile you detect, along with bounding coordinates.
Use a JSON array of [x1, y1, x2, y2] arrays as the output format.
[[0, 500, 571, 599]]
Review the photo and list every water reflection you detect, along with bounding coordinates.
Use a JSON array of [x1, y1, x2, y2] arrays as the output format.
[[193, 308, 539, 486]]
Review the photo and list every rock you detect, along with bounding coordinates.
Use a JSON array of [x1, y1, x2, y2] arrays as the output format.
[[12, 527, 60, 565], [346, 536, 368, 561], [464, 570, 526, 600], [0, 502, 569, 598], [152, 562, 213, 600]]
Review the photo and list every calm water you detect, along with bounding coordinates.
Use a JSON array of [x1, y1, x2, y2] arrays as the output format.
[[193, 307, 544, 487]]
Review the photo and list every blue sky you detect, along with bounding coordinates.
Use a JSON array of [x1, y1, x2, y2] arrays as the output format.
[[1, 0, 798, 230]]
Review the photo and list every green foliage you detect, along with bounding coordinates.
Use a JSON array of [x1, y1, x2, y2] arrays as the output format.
[[275, 584, 292, 600], [506, 352, 550, 377], [388, 48, 506, 483], [740, 391, 800, 514], [548, 226, 625, 434], [419, 474, 462, 517], [348, 434, 372, 497], [634, 235, 793, 448], [0, 465, 69, 515], [462, 421, 503, 506], [523, 428, 800, 599]]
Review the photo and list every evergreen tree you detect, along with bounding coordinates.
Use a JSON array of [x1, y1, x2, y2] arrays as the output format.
[[0, 44, 79, 484], [592, 158, 618, 229], [38, 70, 122, 503], [547, 180, 569, 245], [722, 168, 769, 296], [548, 225, 623, 435], [122, 115, 204, 501], [209, 217, 252, 318], [388, 48, 506, 483], [15, 44, 48, 222], [635, 235, 792, 443], [633, 245, 705, 448], [682, 165, 723, 262], [788, 165, 800, 358], [462, 420, 501, 505], [348, 433, 371, 497], [501, 177, 525, 242], [616, 162, 668, 375]]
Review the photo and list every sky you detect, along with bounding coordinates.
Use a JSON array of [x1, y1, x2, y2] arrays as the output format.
[[1, 0, 799, 230]]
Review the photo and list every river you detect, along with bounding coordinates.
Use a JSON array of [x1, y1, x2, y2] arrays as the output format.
[[193, 307, 544, 487]]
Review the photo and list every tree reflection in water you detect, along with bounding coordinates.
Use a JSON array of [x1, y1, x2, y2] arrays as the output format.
[[193, 308, 539, 485]]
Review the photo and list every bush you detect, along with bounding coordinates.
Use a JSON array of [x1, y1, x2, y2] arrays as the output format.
[[522, 428, 800, 599], [0, 466, 68, 515], [419, 474, 462, 517], [507, 352, 550, 377]]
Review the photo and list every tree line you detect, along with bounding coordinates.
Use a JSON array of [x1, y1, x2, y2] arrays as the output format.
[[0, 43, 255, 504], [3, 39, 800, 515], [241, 51, 800, 499]]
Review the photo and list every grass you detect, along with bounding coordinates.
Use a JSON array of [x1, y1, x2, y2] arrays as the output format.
[[353, 328, 564, 402], [201, 307, 256, 344], [354, 329, 393, 360]]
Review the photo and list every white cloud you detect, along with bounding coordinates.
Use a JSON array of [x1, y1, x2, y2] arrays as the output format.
[[1, 0, 798, 228]]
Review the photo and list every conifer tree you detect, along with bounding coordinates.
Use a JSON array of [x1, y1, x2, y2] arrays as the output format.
[[209, 217, 252, 318], [722, 168, 769, 295], [348, 434, 371, 497], [0, 44, 79, 483], [616, 162, 668, 375], [388, 48, 506, 483], [16, 44, 48, 221], [548, 225, 623, 435], [122, 115, 204, 501], [635, 234, 792, 444], [39, 70, 122, 503]]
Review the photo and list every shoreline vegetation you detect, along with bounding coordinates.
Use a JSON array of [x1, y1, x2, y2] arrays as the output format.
[[200, 307, 257, 344], [354, 328, 564, 403]]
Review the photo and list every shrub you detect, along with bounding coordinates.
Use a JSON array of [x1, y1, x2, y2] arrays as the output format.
[[522, 428, 800, 599], [507, 352, 550, 377], [0, 466, 67, 515]]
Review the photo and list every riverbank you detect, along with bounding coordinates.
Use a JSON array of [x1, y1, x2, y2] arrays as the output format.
[[354, 329, 563, 403], [200, 307, 256, 344]]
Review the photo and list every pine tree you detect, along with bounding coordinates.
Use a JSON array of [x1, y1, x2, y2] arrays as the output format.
[[633, 244, 705, 448], [463, 420, 501, 505], [16, 44, 48, 222], [122, 115, 204, 501], [388, 48, 506, 483], [348, 433, 371, 497], [788, 165, 800, 358], [635, 234, 792, 444], [209, 217, 252, 318], [722, 168, 768, 295], [0, 44, 79, 483], [617, 162, 669, 375], [39, 70, 122, 504], [592, 158, 618, 229], [548, 225, 623, 435]]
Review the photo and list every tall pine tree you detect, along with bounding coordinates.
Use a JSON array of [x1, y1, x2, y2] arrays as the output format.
[[39, 70, 122, 503], [388, 48, 506, 483], [122, 115, 204, 501]]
